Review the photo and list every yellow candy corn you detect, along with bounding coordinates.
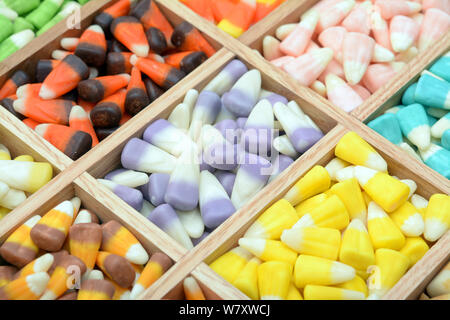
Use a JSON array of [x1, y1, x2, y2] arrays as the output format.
[[294, 193, 328, 218], [400, 237, 429, 268], [426, 262, 450, 298], [335, 165, 356, 182], [293, 195, 350, 230], [244, 199, 298, 239], [209, 247, 253, 284], [294, 255, 355, 288], [335, 275, 368, 297], [356, 269, 370, 280], [411, 194, 428, 219], [286, 282, 303, 300], [325, 158, 350, 181], [281, 226, 341, 260], [233, 257, 261, 300], [329, 178, 367, 223], [0, 272, 49, 300], [14, 155, 34, 162], [217, 19, 244, 38], [424, 194, 450, 242], [367, 248, 409, 299], [304, 284, 365, 300], [0, 144, 11, 160], [335, 132, 387, 172], [339, 218, 375, 271], [355, 166, 410, 213], [238, 238, 297, 266], [390, 201, 424, 237], [16, 253, 54, 278], [283, 165, 330, 206], [0, 160, 53, 193], [368, 202, 405, 250], [362, 191, 372, 207], [258, 261, 291, 300]]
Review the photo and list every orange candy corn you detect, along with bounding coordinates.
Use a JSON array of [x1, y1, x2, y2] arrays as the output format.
[[40, 54, 89, 100], [183, 276, 206, 300], [69, 106, 99, 147], [90, 88, 127, 128], [13, 97, 74, 125], [180, 0, 215, 22], [375, 0, 422, 20], [36, 60, 60, 83], [418, 8, 450, 51], [78, 279, 115, 300], [68, 222, 102, 270], [106, 52, 134, 75], [110, 16, 150, 57], [16, 83, 42, 99], [78, 74, 130, 103], [171, 22, 216, 58], [0, 272, 49, 300], [216, 0, 257, 38], [131, 55, 186, 90], [164, 51, 207, 74], [75, 25, 107, 67], [254, 0, 285, 23], [94, 0, 135, 30], [35, 124, 93, 160], [77, 98, 96, 114], [0, 70, 30, 100], [125, 67, 150, 116], [342, 32, 375, 85]]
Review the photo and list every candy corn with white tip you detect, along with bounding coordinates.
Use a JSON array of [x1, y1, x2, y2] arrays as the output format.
[[176, 208, 204, 239], [426, 261, 450, 298], [370, 10, 391, 51], [417, 8, 450, 52], [183, 276, 205, 300], [375, 0, 422, 20], [304, 284, 365, 300], [329, 178, 366, 222], [335, 131, 387, 172], [424, 194, 450, 242], [294, 193, 328, 218], [204, 60, 248, 96], [390, 201, 425, 237], [390, 15, 419, 53], [233, 257, 261, 300], [238, 238, 297, 266], [324, 158, 350, 181], [396, 103, 431, 150], [318, 26, 346, 63], [283, 165, 330, 206], [335, 275, 368, 297], [244, 199, 298, 239], [399, 237, 429, 268], [411, 194, 428, 218], [16, 253, 54, 278], [316, 0, 355, 32], [342, 32, 374, 85], [325, 74, 363, 113], [0, 160, 52, 193], [367, 202, 406, 250], [294, 254, 355, 288], [0, 272, 49, 300], [273, 135, 299, 158], [281, 226, 341, 260], [431, 113, 450, 139], [209, 247, 253, 284], [419, 143, 450, 179], [258, 261, 291, 300]]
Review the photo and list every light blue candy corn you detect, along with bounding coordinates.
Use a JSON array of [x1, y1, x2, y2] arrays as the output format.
[[384, 105, 405, 115], [431, 112, 450, 139], [429, 51, 450, 82], [415, 74, 450, 110], [426, 107, 448, 119], [442, 129, 450, 150], [427, 115, 438, 127], [368, 113, 403, 145], [402, 83, 417, 106], [419, 143, 450, 179], [397, 104, 431, 150]]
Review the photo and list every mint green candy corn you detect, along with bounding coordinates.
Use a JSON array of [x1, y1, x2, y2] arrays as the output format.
[[0, 6, 18, 20], [0, 15, 13, 43], [3, 0, 41, 16], [419, 143, 450, 179], [368, 113, 403, 145], [13, 17, 35, 33], [36, 1, 80, 36], [26, 0, 64, 30], [415, 74, 450, 110], [0, 29, 35, 61], [396, 103, 431, 150], [402, 83, 417, 106], [442, 130, 450, 150], [429, 51, 450, 82]]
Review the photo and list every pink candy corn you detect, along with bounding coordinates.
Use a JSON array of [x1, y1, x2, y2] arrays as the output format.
[[318, 26, 346, 63], [390, 15, 420, 53], [270, 56, 295, 68], [318, 59, 345, 83], [325, 73, 363, 112], [349, 84, 371, 101], [263, 36, 284, 61], [370, 11, 392, 51], [342, 32, 375, 85], [422, 0, 450, 14], [316, 0, 355, 32], [362, 62, 406, 93], [418, 8, 450, 51], [341, 1, 372, 35], [375, 0, 422, 20], [280, 11, 319, 57]]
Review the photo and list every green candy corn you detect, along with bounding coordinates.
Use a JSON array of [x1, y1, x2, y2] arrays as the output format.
[[36, 1, 80, 36], [3, 0, 41, 16], [26, 0, 64, 30], [0, 29, 35, 61], [0, 15, 13, 43], [13, 17, 35, 33]]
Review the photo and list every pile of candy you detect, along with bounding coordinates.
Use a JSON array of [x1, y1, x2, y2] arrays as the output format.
[[0, 199, 173, 300], [100, 59, 325, 249], [419, 260, 449, 300], [179, 0, 286, 38], [368, 51, 450, 179], [261, 0, 450, 113], [0, 0, 91, 61], [209, 131, 450, 300], [0, 143, 53, 219], [0, 0, 215, 160]]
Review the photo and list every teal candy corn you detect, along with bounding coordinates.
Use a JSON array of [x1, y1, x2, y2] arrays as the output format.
[[419, 143, 450, 179], [427, 115, 438, 127], [429, 51, 450, 82], [3, 0, 41, 16], [431, 112, 450, 139], [26, 0, 64, 30], [415, 74, 450, 110], [442, 130, 450, 150], [402, 83, 417, 106], [384, 105, 405, 115], [396, 103, 431, 150], [13, 17, 35, 33], [0, 15, 13, 43], [368, 113, 403, 145], [426, 107, 448, 118]]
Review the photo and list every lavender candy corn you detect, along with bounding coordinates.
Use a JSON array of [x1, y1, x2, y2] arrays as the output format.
[[201, 125, 239, 171], [147, 204, 193, 249], [259, 89, 289, 106], [231, 153, 271, 209], [140, 173, 170, 207], [215, 119, 238, 144], [143, 119, 193, 157], [273, 135, 299, 158], [192, 230, 210, 246], [214, 170, 236, 197], [176, 208, 204, 239], [164, 144, 200, 211], [189, 91, 222, 141], [268, 155, 294, 183], [199, 171, 236, 229], [168, 102, 191, 131], [216, 101, 236, 123], [121, 138, 177, 174], [273, 102, 323, 154], [105, 169, 149, 188], [222, 70, 262, 118], [140, 200, 155, 218], [242, 99, 275, 156], [98, 179, 144, 212], [236, 117, 248, 129], [198, 152, 216, 173], [204, 59, 248, 96]]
